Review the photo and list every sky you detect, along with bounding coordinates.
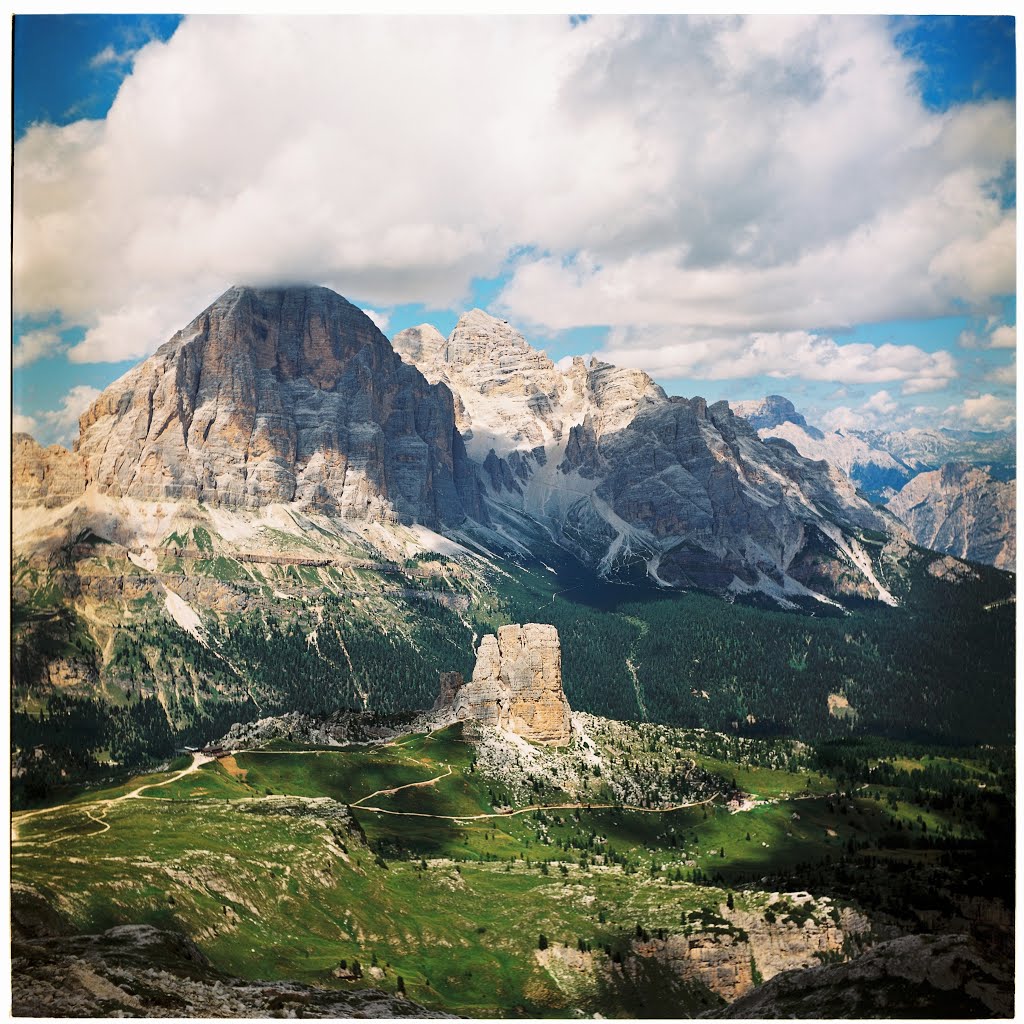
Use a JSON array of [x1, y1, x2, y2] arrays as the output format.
[[12, 13, 1017, 447]]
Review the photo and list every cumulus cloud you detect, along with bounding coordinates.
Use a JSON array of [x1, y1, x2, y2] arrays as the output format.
[[12, 328, 66, 368], [990, 324, 1016, 349], [67, 304, 189, 364], [987, 360, 1016, 386], [12, 411, 39, 436], [597, 327, 957, 394], [819, 391, 921, 432], [945, 393, 1016, 432], [12, 14, 1016, 367], [36, 385, 103, 446], [863, 389, 898, 416], [360, 308, 391, 335], [958, 321, 1015, 349]]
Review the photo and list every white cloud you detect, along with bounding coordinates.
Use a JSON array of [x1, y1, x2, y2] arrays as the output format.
[[68, 304, 188, 364], [12, 328, 66, 368], [12, 412, 39, 436], [38, 385, 103, 446], [89, 43, 139, 69], [945, 393, 1016, 432], [990, 324, 1016, 349], [12, 14, 1016, 368], [863, 389, 898, 416], [958, 321, 1015, 350], [819, 405, 864, 432], [597, 327, 957, 394], [987, 360, 1016, 386], [360, 308, 391, 335]]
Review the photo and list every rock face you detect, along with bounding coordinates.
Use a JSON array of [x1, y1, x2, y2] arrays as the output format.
[[436, 624, 571, 745], [396, 311, 905, 606], [12, 433, 86, 508], [887, 461, 1016, 570], [73, 285, 482, 528], [706, 933, 1012, 1019], [11, 920, 448, 1018]]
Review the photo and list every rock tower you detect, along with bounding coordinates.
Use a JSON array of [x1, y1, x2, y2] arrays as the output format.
[[436, 624, 571, 745]]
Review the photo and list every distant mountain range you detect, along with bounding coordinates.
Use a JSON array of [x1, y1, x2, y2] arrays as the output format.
[[731, 395, 1015, 570], [10, 285, 1015, 779]]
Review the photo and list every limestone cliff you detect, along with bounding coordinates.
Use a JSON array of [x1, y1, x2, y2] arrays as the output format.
[[395, 310, 906, 607], [12, 434, 86, 509], [73, 285, 482, 528], [887, 461, 1015, 570], [435, 624, 571, 745]]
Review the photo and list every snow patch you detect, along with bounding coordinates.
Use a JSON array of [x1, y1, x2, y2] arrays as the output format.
[[818, 521, 898, 606]]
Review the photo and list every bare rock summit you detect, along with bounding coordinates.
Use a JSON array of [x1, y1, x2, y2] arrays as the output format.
[[435, 624, 571, 745], [72, 285, 482, 528]]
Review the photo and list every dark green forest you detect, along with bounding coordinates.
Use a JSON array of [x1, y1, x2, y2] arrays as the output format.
[[10, 539, 1015, 806]]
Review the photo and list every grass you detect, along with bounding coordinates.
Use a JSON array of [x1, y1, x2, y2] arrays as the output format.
[[12, 732, 1012, 1018]]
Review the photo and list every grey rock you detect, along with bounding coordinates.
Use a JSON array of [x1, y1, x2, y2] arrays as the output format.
[[888, 461, 1016, 569], [75, 285, 482, 528], [705, 933, 1012, 1018]]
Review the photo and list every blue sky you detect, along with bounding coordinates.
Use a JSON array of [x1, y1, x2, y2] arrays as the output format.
[[13, 14, 1016, 445]]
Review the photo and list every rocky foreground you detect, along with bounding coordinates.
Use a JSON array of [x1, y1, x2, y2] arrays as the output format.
[[705, 933, 1013, 1019], [12, 891, 448, 1019]]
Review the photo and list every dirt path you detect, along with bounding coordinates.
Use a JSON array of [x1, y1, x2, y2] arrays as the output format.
[[12, 753, 213, 844], [352, 794, 717, 823], [351, 765, 454, 807]]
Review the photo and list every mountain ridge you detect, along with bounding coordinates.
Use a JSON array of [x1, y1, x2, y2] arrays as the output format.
[[17, 284, 910, 609]]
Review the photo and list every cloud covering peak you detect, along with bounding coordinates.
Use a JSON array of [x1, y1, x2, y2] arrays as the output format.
[[14, 14, 1015, 366]]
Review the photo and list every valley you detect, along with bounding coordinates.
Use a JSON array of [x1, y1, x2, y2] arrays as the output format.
[[9, 283, 1015, 1018], [13, 720, 1013, 1017]]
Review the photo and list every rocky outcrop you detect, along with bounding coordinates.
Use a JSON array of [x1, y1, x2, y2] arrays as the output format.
[[73, 285, 482, 528], [887, 462, 1015, 570], [11, 921, 447, 1018], [706, 933, 1013, 1018], [433, 671, 465, 711], [435, 624, 572, 745], [12, 433, 86, 508], [538, 894, 874, 1009]]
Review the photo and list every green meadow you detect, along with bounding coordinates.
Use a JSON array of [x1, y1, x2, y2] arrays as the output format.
[[12, 724, 1012, 1017]]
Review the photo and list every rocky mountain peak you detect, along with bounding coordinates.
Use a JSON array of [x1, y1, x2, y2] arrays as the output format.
[[887, 461, 1015, 570], [71, 284, 482, 526], [732, 394, 818, 436]]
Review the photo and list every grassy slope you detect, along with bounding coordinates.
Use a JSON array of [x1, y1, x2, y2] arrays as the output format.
[[12, 724, 1010, 1017]]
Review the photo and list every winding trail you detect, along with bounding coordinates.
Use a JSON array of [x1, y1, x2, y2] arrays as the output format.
[[351, 794, 717, 823], [351, 765, 454, 807], [12, 753, 213, 844]]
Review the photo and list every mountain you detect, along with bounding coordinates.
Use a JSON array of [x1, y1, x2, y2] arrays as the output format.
[[730, 398, 915, 501], [395, 311, 904, 607], [730, 394, 819, 435], [73, 285, 482, 528], [731, 395, 1017, 569], [887, 462, 1016, 570], [857, 426, 1016, 475], [15, 287, 910, 609], [11, 285, 1015, 793]]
